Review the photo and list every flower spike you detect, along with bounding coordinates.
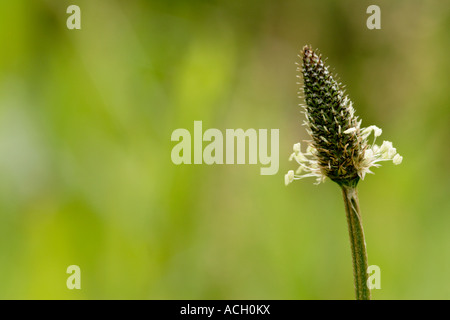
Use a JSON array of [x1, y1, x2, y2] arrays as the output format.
[[285, 46, 402, 187]]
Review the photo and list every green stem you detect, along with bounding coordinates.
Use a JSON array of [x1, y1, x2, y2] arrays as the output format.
[[341, 185, 371, 300]]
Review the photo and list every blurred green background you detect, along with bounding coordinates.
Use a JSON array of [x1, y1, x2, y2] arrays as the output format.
[[0, 0, 449, 299]]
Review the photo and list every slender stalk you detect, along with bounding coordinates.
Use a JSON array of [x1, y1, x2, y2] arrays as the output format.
[[341, 185, 371, 300]]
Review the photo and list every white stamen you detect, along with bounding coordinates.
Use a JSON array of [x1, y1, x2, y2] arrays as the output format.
[[393, 154, 403, 165]]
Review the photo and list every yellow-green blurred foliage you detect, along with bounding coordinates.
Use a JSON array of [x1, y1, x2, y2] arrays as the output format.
[[0, 0, 449, 299]]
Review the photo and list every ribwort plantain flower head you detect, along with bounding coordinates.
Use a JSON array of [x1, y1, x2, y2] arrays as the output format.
[[285, 45, 402, 187]]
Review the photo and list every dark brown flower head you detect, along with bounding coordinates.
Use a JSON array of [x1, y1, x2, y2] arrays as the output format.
[[285, 46, 402, 187], [301, 46, 364, 186]]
